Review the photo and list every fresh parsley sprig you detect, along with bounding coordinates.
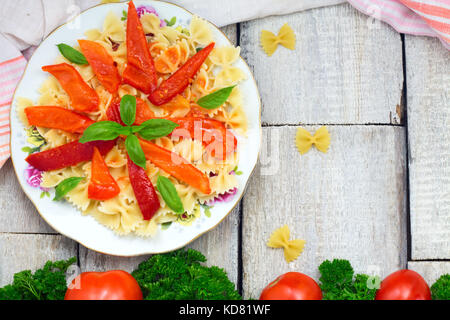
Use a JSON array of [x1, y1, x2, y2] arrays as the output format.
[[79, 95, 179, 169]]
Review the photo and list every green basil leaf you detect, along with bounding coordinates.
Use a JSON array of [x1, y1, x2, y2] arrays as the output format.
[[157, 176, 184, 214], [117, 126, 133, 136], [138, 119, 179, 141], [79, 121, 122, 143], [120, 95, 137, 126], [57, 44, 88, 65], [54, 177, 84, 201], [197, 86, 236, 110], [125, 134, 147, 169]]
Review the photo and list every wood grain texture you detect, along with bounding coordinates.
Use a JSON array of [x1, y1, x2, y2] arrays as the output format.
[[242, 126, 407, 298], [0, 234, 77, 286], [0, 160, 54, 233], [240, 3, 403, 126], [408, 261, 450, 286], [188, 206, 240, 286], [405, 36, 450, 260], [78, 25, 240, 287]]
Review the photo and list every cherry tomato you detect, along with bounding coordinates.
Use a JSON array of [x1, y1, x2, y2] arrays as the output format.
[[260, 272, 323, 300], [375, 270, 431, 300], [65, 270, 143, 300]]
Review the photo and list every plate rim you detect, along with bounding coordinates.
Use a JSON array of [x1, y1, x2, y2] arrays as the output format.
[[9, 0, 262, 257]]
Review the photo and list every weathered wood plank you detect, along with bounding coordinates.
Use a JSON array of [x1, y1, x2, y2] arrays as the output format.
[[188, 206, 240, 286], [0, 160, 54, 234], [79, 25, 240, 287], [240, 3, 403, 125], [408, 261, 450, 286], [405, 36, 450, 260], [242, 126, 407, 298], [0, 234, 77, 286]]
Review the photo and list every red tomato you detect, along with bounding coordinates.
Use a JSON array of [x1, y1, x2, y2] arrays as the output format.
[[260, 272, 322, 300], [65, 270, 143, 300], [376, 270, 431, 300]]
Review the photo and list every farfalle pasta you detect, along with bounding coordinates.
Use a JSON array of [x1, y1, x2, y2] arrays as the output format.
[[18, 2, 248, 238], [295, 126, 331, 155], [267, 225, 306, 263], [261, 23, 296, 56]]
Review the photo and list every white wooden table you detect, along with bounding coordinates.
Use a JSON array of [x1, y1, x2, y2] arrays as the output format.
[[1, 3, 448, 298]]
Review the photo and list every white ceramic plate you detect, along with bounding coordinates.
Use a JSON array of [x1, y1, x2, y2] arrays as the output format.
[[10, 0, 261, 256]]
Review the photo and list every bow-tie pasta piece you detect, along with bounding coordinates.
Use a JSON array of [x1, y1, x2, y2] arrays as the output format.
[[209, 46, 241, 67], [261, 23, 296, 56], [190, 16, 213, 46], [267, 225, 306, 263], [295, 126, 331, 155]]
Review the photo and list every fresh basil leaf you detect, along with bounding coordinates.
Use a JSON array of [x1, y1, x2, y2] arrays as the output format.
[[196, 47, 203, 53], [157, 176, 184, 214], [197, 86, 236, 110], [138, 119, 179, 141], [120, 95, 137, 126], [117, 126, 133, 136], [53, 177, 84, 201], [79, 121, 122, 143], [57, 44, 88, 65], [165, 16, 177, 27], [125, 134, 147, 169]]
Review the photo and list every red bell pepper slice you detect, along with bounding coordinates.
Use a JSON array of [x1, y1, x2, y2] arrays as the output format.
[[123, 1, 158, 94], [139, 139, 211, 195], [88, 147, 120, 201], [127, 155, 160, 220], [149, 42, 215, 106], [42, 63, 99, 113], [26, 140, 116, 172], [106, 97, 155, 126], [78, 40, 121, 94], [170, 117, 237, 160], [25, 106, 95, 134]]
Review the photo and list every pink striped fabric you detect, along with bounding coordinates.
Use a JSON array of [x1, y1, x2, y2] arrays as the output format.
[[347, 0, 450, 49], [0, 55, 26, 168]]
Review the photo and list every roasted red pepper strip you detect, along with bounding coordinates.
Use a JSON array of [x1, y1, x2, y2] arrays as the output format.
[[127, 155, 160, 220], [170, 117, 237, 160], [106, 97, 155, 126], [26, 140, 116, 171], [25, 106, 95, 134], [88, 147, 120, 201], [123, 1, 158, 94], [42, 63, 99, 112], [78, 40, 121, 94], [139, 139, 211, 195], [149, 42, 215, 106]]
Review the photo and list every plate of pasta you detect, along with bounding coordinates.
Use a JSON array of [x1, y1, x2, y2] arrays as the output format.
[[10, 0, 261, 256]]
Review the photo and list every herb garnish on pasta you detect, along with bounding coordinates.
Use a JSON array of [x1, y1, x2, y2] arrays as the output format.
[[18, 1, 247, 237]]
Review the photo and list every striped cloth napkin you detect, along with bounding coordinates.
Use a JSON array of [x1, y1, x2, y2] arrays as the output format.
[[0, 0, 449, 168], [348, 0, 450, 49]]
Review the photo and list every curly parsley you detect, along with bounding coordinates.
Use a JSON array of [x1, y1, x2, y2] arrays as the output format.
[[0, 257, 76, 300], [318, 259, 379, 300], [132, 249, 241, 300]]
